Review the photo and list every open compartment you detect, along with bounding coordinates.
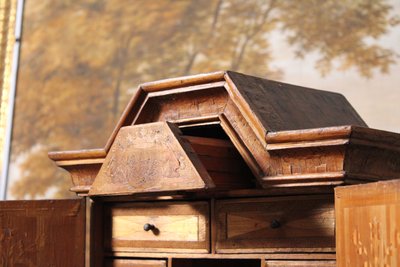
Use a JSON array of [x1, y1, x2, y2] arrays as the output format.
[[180, 123, 257, 190], [50, 121, 259, 197], [86, 121, 258, 196]]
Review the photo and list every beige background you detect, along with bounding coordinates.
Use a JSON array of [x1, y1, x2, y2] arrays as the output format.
[[276, 2, 400, 133]]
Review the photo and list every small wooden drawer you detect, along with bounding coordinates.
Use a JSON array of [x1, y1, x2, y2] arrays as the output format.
[[104, 259, 166, 267], [265, 260, 336, 267], [104, 201, 210, 253], [215, 195, 335, 253]]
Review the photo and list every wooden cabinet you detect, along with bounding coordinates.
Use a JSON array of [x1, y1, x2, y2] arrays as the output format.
[[104, 201, 210, 253], [2, 71, 399, 266], [215, 195, 335, 253], [53, 72, 400, 266]]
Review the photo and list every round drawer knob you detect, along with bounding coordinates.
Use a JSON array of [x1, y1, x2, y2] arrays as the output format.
[[270, 219, 281, 229], [143, 223, 155, 231]]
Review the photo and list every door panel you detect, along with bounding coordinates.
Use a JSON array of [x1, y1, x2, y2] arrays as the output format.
[[335, 180, 400, 267], [0, 199, 85, 267]]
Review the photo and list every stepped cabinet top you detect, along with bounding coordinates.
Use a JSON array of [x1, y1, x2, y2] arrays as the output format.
[[48, 71, 400, 197]]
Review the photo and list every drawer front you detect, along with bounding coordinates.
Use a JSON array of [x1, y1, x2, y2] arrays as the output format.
[[105, 201, 209, 253], [104, 259, 166, 267], [265, 260, 336, 267], [216, 195, 335, 253]]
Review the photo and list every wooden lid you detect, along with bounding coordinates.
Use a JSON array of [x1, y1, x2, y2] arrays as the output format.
[[104, 71, 366, 152], [88, 122, 214, 196]]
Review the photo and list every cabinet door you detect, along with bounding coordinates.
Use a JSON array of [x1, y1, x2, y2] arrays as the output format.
[[335, 180, 400, 267], [0, 199, 86, 267]]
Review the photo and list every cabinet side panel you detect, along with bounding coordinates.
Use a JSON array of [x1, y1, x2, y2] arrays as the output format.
[[0, 199, 86, 267], [335, 180, 400, 267]]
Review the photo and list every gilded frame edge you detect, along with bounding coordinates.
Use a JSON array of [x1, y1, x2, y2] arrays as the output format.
[[0, 0, 18, 199]]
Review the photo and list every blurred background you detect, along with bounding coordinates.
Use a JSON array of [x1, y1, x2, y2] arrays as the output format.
[[1, 0, 399, 199]]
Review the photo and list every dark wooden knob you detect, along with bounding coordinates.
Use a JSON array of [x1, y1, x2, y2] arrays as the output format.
[[143, 223, 155, 231], [270, 219, 281, 229]]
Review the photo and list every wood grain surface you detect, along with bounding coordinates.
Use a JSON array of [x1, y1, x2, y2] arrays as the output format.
[[335, 180, 400, 267], [0, 199, 85, 267], [99, 70, 366, 169], [49, 71, 400, 194], [226, 71, 366, 132], [135, 85, 228, 125], [185, 135, 255, 189], [104, 201, 210, 253], [216, 195, 335, 253], [89, 122, 214, 196]]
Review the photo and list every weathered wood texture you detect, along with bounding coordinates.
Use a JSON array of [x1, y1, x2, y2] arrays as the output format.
[[345, 126, 400, 182], [105, 71, 227, 150], [135, 85, 228, 125], [226, 71, 366, 131], [264, 126, 400, 187], [0, 199, 85, 267], [221, 100, 269, 177], [59, 160, 102, 194], [106, 71, 365, 150], [50, 125, 400, 195], [215, 195, 335, 253], [104, 201, 210, 253], [104, 259, 167, 267], [335, 180, 400, 267], [48, 148, 106, 161], [33, 71, 400, 265], [48, 149, 105, 196], [50, 124, 400, 195], [89, 122, 214, 196], [265, 125, 348, 187]]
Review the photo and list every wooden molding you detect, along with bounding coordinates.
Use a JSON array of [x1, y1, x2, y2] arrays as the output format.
[[264, 126, 400, 187]]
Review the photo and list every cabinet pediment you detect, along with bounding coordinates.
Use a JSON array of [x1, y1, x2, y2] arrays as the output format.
[[104, 71, 366, 153], [48, 71, 400, 196]]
